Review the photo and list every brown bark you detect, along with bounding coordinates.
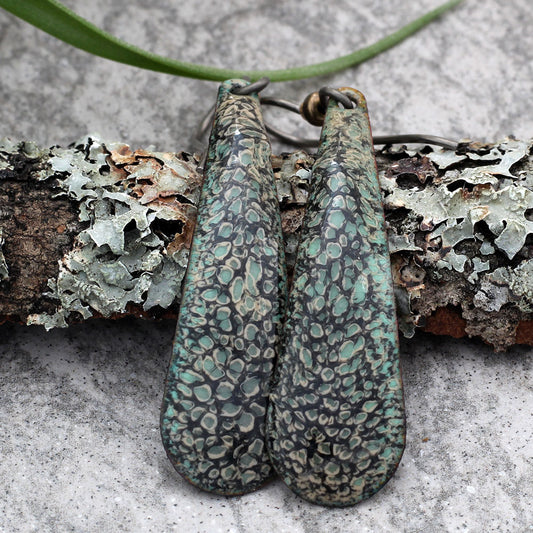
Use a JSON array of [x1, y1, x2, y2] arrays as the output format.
[[0, 150, 83, 321]]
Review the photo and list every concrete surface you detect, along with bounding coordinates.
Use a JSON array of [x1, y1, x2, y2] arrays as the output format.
[[0, 1, 532, 531]]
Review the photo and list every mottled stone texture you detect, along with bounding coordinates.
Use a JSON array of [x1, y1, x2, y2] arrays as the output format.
[[160, 80, 287, 495], [268, 90, 405, 506]]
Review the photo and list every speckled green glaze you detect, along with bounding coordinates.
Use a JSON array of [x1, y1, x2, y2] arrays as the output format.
[[267, 89, 405, 507], [161, 80, 287, 495]]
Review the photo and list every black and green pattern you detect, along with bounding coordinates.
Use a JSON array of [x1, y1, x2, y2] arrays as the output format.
[[267, 89, 405, 507], [161, 80, 287, 495]]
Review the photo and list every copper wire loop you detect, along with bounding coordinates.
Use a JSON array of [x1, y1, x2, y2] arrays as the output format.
[[300, 92, 326, 127]]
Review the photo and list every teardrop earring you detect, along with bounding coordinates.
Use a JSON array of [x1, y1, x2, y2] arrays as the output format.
[[160, 78, 287, 495], [267, 87, 406, 507]]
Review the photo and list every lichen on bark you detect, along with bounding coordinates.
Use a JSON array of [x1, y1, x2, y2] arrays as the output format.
[[0, 134, 532, 350], [377, 138, 533, 350]]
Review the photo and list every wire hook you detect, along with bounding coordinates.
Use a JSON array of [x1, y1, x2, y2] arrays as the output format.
[[195, 84, 460, 153], [261, 87, 459, 150]]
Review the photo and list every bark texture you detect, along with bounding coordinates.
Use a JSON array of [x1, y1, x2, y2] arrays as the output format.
[[0, 145, 84, 319], [0, 135, 532, 351]]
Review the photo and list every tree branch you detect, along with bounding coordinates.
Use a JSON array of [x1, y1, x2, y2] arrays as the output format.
[[0, 135, 531, 350]]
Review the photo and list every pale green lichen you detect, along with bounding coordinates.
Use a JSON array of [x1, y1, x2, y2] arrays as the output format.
[[27, 135, 200, 329], [274, 151, 312, 205], [508, 259, 533, 313], [382, 139, 533, 263], [380, 138, 533, 343], [473, 276, 510, 313], [388, 233, 422, 254], [474, 260, 533, 315]]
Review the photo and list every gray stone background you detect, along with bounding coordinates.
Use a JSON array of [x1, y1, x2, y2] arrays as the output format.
[[0, 1, 532, 531]]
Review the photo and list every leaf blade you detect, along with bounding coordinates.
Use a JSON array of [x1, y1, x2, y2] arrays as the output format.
[[0, 0, 463, 82]]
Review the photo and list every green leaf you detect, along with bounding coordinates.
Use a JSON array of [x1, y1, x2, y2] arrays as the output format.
[[0, 0, 463, 82]]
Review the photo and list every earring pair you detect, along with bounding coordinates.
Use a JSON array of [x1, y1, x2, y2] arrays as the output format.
[[160, 79, 405, 507]]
